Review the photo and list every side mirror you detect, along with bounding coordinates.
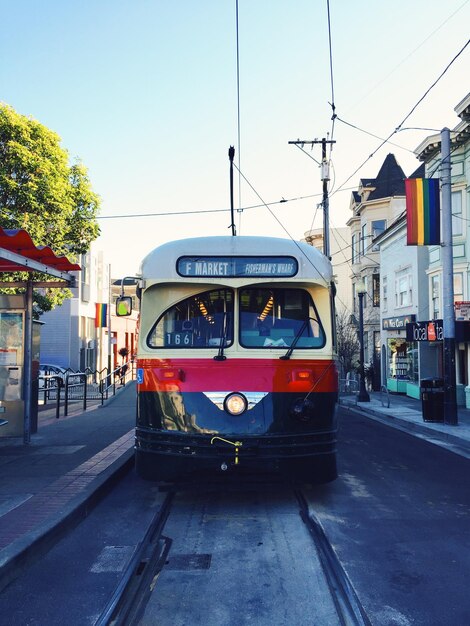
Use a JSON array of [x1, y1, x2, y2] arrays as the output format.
[[116, 296, 132, 316]]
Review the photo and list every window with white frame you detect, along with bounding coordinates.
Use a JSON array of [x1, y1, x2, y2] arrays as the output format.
[[372, 274, 380, 307], [452, 190, 463, 237], [395, 268, 412, 308], [454, 272, 464, 303], [431, 274, 440, 319], [372, 219, 386, 238], [382, 276, 388, 312], [361, 223, 367, 256], [352, 234, 359, 264]]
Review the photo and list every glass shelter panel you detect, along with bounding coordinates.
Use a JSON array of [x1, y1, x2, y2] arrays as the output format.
[[0, 311, 24, 401]]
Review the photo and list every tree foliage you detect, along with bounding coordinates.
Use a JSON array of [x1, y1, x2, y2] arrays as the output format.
[[0, 104, 100, 314]]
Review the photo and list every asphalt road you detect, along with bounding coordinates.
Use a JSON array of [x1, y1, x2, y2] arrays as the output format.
[[305, 405, 470, 626], [0, 406, 469, 625]]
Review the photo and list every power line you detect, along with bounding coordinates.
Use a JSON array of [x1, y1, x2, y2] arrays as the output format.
[[335, 116, 416, 154], [94, 187, 359, 221], [344, 0, 470, 114], [232, 163, 330, 286], [235, 0, 243, 232], [331, 38, 470, 198], [326, 0, 336, 157]]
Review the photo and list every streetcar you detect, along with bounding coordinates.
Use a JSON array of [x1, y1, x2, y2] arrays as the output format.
[[117, 235, 338, 483]]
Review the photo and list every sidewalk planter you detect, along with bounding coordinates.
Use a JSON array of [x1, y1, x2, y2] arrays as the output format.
[[420, 378, 444, 423]]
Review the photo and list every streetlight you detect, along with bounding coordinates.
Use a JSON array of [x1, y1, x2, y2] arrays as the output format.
[[356, 278, 370, 402]]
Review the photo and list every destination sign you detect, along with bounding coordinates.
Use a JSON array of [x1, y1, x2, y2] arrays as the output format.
[[177, 256, 298, 278]]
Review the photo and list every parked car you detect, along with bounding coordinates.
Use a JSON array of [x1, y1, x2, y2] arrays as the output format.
[[38, 364, 68, 387]]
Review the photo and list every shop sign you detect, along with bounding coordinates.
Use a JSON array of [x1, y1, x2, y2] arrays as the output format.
[[455, 301, 470, 321], [382, 314, 416, 330], [406, 319, 443, 342]]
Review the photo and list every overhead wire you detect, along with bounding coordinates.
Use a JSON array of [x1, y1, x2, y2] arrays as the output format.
[[93, 188, 358, 221], [335, 116, 416, 154], [233, 163, 331, 286], [326, 0, 336, 158], [344, 0, 470, 114], [331, 37, 470, 198], [235, 0, 243, 233]]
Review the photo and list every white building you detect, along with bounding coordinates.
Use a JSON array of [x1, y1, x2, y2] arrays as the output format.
[[40, 243, 138, 373]]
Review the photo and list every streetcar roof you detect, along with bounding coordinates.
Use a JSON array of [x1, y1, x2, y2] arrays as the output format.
[[140, 236, 332, 283]]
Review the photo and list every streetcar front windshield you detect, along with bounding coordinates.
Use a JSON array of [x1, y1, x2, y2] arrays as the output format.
[[239, 287, 325, 348], [147, 288, 234, 348]]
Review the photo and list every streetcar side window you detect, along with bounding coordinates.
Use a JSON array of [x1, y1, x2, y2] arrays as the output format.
[[147, 288, 234, 348], [239, 288, 325, 349]]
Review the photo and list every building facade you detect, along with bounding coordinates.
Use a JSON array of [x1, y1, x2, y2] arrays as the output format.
[[303, 226, 353, 314], [347, 154, 411, 389], [40, 244, 138, 373], [412, 92, 470, 405]]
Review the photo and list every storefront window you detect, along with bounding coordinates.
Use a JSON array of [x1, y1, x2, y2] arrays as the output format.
[[387, 338, 412, 380]]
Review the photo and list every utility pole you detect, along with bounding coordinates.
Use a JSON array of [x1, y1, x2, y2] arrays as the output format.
[[288, 138, 335, 258], [440, 127, 458, 425]]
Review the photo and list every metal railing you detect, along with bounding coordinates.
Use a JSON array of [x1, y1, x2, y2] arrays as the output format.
[[339, 376, 392, 408], [39, 374, 64, 419], [380, 384, 391, 408], [99, 360, 135, 405], [338, 378, 359, 396], [38, 360, 135, 417]]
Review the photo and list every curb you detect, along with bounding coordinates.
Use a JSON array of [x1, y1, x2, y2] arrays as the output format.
[[0, 447, 135, 594]]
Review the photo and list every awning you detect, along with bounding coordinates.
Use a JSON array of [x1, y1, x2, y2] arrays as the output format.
[[0, 228, 80, 277]]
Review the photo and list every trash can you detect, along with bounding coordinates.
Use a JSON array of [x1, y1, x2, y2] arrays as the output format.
[[420, 378, 444, 423]]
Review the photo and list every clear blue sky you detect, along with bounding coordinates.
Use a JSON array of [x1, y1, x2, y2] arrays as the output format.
[[1, 0, 469, 277]]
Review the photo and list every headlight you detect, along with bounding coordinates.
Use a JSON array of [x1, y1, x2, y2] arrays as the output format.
[[224, 393, 247, 415]]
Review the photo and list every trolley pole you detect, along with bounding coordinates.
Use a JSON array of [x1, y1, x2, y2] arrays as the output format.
[[440, 128, 458, 425], [288, 138, 335, 258], [228, 146, 236, 236]]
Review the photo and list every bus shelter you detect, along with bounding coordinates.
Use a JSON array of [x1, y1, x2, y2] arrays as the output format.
[[0, 228, 80, 443]]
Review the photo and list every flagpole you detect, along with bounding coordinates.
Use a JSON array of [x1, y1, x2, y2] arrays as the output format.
[[441, 127, 458, 425]]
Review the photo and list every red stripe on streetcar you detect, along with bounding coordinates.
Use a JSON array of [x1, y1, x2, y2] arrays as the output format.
[[137, 358, 338, 393]]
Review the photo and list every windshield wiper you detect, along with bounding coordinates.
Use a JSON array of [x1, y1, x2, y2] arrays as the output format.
[[279, 318, 312, 360], [214, 312, 229, 361]]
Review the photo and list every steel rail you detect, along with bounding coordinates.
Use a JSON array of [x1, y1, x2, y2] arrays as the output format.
[[95, 491, 175, 626], [294, 488, 372, 626]]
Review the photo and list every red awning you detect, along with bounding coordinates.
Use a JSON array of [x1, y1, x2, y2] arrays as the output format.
[[0, 228, 81, 273]]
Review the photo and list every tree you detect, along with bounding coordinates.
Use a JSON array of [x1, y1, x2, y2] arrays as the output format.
[[0, 104, 100, 315], [336, 308, 360, 379]]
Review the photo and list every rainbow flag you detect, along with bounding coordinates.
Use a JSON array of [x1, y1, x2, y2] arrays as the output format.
[[405, 178, 440, 245], [95, 303, 108, 328]]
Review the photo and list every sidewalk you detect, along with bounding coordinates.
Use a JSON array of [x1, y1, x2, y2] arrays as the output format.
[[340, 389, 470, 457], [0, 381, 137, 593]]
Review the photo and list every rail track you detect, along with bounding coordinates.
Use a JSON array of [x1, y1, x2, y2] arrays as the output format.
[[96, 481, 370, 626]]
